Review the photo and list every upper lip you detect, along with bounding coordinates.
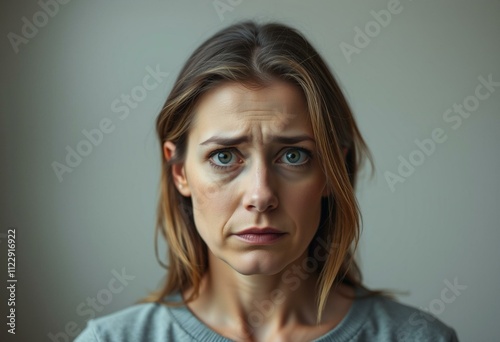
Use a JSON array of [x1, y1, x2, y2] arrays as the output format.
[[235, 227, 284, 235]]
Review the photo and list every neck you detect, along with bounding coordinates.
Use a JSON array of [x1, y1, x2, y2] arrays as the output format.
[[184, 250, 323, 340]]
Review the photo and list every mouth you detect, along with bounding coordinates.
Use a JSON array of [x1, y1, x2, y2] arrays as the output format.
[[233, 227, 286, 245]]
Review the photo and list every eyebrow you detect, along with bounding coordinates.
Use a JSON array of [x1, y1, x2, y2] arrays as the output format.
[[200, 134, 315, 146]]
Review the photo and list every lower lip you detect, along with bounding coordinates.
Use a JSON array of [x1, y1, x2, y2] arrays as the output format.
[[234, 233, 286, 245]]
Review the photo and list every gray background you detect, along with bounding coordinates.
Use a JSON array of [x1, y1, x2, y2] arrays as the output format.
[[1, 0, 499, 341]]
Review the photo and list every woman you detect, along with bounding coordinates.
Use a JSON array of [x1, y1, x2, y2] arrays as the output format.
[[76, 21, 458, 341]]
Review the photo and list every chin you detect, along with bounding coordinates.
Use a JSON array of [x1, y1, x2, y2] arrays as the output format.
[[223, 251, 291, 276]]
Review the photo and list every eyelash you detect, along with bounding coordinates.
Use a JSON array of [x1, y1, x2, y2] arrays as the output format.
[[207, 147, 313, 170]]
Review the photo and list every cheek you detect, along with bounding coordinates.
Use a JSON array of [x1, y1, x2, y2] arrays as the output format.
[[282, 177, 324, 229], [188, 176, 238, 239], [294, 190, 323, 220]]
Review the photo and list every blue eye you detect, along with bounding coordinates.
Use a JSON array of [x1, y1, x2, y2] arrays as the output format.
[[208, 147, 311, 170], [209, 149, 238, 169], [215, 151, 233, 164], [279, 148, 310, 166]]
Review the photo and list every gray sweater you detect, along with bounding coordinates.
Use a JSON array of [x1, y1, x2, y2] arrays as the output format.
[[74, 292, 458, 341]]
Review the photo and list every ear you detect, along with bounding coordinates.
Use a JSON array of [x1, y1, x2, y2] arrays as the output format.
[[163, 141, 191, 197], [342, 147, 348, 158]]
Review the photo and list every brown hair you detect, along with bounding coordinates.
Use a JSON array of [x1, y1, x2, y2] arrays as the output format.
[[146, 20, 378, 322]]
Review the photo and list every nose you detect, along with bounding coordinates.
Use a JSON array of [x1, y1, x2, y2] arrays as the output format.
[[242, 160, 278, 213]]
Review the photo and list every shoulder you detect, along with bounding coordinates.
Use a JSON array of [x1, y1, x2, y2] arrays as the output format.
[[74, 301, 194, 342], [351, 293, 459, 341]]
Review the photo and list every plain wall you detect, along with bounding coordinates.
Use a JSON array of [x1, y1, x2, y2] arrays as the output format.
[[1, 0, 499, 341]]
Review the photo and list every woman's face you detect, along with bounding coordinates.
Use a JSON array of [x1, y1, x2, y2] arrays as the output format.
[[165, 80, 328, 276]]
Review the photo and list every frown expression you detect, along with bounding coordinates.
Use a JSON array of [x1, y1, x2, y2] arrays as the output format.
[[167, 80, 328, 275]]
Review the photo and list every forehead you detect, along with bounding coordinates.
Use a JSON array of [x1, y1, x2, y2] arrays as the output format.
[[190, 80, 311, 135]]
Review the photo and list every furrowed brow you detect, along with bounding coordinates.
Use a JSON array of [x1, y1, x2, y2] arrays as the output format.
[[270, 135, 315, 144], [200, 134, 315, 146], [200, 136, 249, 146]]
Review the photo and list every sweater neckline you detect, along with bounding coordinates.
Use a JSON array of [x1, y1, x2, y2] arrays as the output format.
[[163, 288, 371, 342]]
